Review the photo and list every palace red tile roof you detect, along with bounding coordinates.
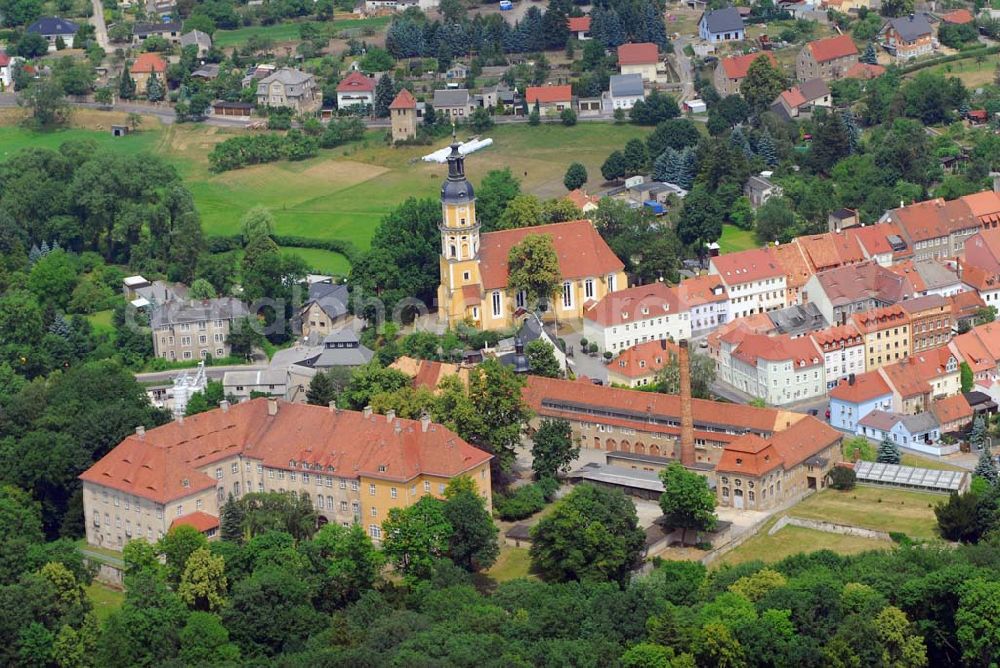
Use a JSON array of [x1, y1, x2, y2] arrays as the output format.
[[617, 42, 659, 65], [844, 62, 886, 79], [731, 333, 822, 368], [881, 356, 932, 398], [846, 222, 908, 259], [720, 51, 778, 79], [80, 399, 491, 503], [567, 16, 591, 32], [806, 34, 858, 62], [950, 329, 996, 374], [890, 197, 979, 242], [770, 242, 813, 290], [829, 370, 892, 403], [478, 219, 624, 290], [336, 70, 375, 93], [963, 190, 1000, 226], [851, 304, 910, 334], [584, 282, 683, 327], [525, 85, 573, 104], [940, 8, 974, 23], [170, 511, 220, 533], [131, 52, 167, 74], [950, 290, 986, 320], [389, 88, 416, 109], [796, 232, 865, 271], [609, 339, 679, 379], [710, 247, 783, 285]]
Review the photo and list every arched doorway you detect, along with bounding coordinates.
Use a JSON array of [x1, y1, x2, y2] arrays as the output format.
[[649, 444, 660, 457], [634, 442, 646, 455], [620, 440, 631, 453], [733, 489, 744, 510], [317, 515, 329, 528], [606, 438, 617, 451], [594, 436, 602, 450]]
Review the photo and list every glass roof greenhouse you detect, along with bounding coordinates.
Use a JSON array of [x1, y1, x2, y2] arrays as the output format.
[[853, 461, 969, 493]]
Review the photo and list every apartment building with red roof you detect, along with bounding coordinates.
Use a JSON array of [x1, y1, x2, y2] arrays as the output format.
[[720, 332, 826, 405], [881, 197, 981, 260], [716, 417, 842, 511], [800, 260, 912, 327], [899, 294, 953, 353], [878, 346, 960, 414], [828, 370, 894, 432], [607, 339, 680, 388], [583, 282, 690, 355], [810, 322, 865, 389], [852, 304, 911, 371], [770, 242, 813, 305], [709, 247, 787, 320], [949, 322, 1000, 399], [964, 227, 1000, 274], [846, 222, 912, 266], [796, 34, 859, 81], [80, 398, 492, 551], [677, 273, 730, 336], [795, 231, 866, 273], [713, 51, 778, 96]]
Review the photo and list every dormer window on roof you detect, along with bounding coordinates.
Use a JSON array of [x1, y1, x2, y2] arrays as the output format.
[[182, 478, 190, 488], [378, 465, 387, 472], [289, 459, 296, 467]]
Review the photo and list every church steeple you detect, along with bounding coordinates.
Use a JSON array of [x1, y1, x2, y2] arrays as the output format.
[[441, 138, 474, 205]]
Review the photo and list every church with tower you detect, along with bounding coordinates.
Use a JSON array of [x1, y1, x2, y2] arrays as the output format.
[[436, 141, 628, 331]]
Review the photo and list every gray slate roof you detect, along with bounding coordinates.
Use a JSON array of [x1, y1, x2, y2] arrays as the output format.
[[900, 411, 941, 434], [609, 73, 644, 98], [798, 77, 830, 102], [181, 29, 212, 49], [191, 64, 220, 78], [305, 282, 348, 320], [27, 16, 78, 35], [433, 88, 471, 107], [134, 21, 182, 36], [257, 68, 315, 97], [701, 7, 744, 34], [150, 297, 248, 329], [888, 14, 932, 41]]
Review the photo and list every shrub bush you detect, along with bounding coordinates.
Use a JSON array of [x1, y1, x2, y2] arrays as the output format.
[[494, 483, 546, 521]]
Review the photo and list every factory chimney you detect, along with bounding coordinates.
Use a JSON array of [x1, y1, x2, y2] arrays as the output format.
[[678, 339, 696, 468]]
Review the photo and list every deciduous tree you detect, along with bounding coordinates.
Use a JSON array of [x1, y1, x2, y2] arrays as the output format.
[[531, 418, 579, 479], [658, 462, 717, 545], [382, 495, 453, 580]]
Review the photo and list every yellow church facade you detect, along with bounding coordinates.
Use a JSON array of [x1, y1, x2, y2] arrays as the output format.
[[435, 142, 628, 331]]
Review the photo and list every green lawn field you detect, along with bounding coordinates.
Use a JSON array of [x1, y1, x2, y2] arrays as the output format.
[[214, 16, 392, 48], [85, 309, 115, 336], [85, 582, 124, 623], [718, 224, 758, 254], [0, 125, 161, 160], [789, 486, 941, 540], [280, 246, 352, 276], [718, 524, 889, 567]]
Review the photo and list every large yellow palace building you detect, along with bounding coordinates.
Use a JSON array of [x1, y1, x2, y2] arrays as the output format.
[[436, 142, 628, 330]]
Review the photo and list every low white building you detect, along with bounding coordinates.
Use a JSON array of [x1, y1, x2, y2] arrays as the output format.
[[223, 369, 289, 402], [810, 323, 866, 389], [583, 283, 691, 354], [608, 73, 645, 110], [721, 332, 826, 406], [709, 247, 787, 321]]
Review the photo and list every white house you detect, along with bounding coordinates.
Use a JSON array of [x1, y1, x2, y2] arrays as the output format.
[[335, 71, 375, 109], [721, 332, 826, 406], [583, 282, 691, 354], [608, 73, 645, 110], [698, 7, 745, 43], [677, 274, 729, 337], [709, 247, 787, 321], [810, 323, 866, 389]]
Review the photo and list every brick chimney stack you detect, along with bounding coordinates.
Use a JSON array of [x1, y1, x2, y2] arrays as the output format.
[[678, 339, 696, 467]]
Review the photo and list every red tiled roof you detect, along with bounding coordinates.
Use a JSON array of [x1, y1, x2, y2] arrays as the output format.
[[731, 333, 822, 368], [950, 329, 996, 374], [336, 71, 375, 93], [807, 34, 858, 62], [461, 283, 481, 306], [851, 304, 910, 334], [675, 274, 728, 307], [796, 232, 865, 272], [525, 85, 573, 104], [478, 220, 624, 291], [814, 261, 912, 306], [0, 52, 10, 67], [779, 87, 807, 109], [170, 511, 219, 533], [846, 222, 908, 259], [720, 51, 778, 79], [950, 290, 986, 319], [389, 88, 416, 109], [609, 339, 679, 379], [890, 198, 979, 243], [710, 247, 783, 285], [880, 356, 931, 399], [716, 434, 781, 476], [770, 240, 813, 290], [844, 62, 886, 79], [131, 52, 167, 74], [716, 417, 840, 476], [617, 42, 659, 66], [80, 399, 492, 503], [565, 189, 600, 210], [829, 370, 892, 403], [810, 322, 863, 350], [962, 191, 1000, 226], [583, 282, 683, 327], [940, 8, 974, 23], [568, 16, 591, 32], [932, 394, 973, 426]]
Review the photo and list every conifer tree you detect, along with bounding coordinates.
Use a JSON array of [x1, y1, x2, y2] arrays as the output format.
[[48, 314, 71, 338], [676, 147, 697, 189], [373, 74, 395, 118], [119, 67, 136, 100], [730, 126, 754, 160], [28, 244, 41, 263], [652, 149, 676, 183], [876, 436, 901, 465], [146, 73, 164, 102], [757, 129, 779, 167], [306, 370, 337, 406], [975, 442, 999, 485], [842, 110, 861, 154], [861, 42, 878, 65], [219, 495, 244, 543]]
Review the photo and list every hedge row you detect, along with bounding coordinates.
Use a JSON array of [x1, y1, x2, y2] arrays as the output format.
[[897, 45, 1000, 75], [205, 234, 361, 266]]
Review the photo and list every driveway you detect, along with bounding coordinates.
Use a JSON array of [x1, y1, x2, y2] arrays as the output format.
[[90, 0, 109, 50], [562, 330, 609, 382]]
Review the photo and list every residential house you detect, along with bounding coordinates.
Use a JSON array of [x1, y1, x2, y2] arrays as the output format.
[[698, 7, 746, 42], [800, 261, 912, 327], [565, 189, 601, 213], [583, 283, 691, 354], [222, 369, 288, 402], [609, 73, 645, 110], [607, 339, 680, 388], [180, 29, 212, 57], [436, 144, 627, 330], [794, 231, 866, 274], [392, 356, 472, 393], [191, 64, 220, 80], [26, 17, 79, 50], [879, 14, 934, 61], [335, 71, 375, 109], [257, 68, 321, 113], [389, 88, 418, 143], [890, 259, 965, 297], [960, 262, 1000, 308], [879, 349, 956, 415], [80, 398, 492, 550], [964, 227, 1000, 274], [617, 43, 660, 82], [829, 370, 894, 432], [525, 85, 573, 115], [151, 298, 249, 362], [770, 242, 814, 306], [796, 34, 859, 81], [931, 393, 973, 434], [568, 15, 591, 40], [709, 248, 787, 320], [715, 418, 842, 511], [843, 62, 887, 79], [123, 276, 187, 308], [300, 282, 349, 340], [721, 333, 826, 405], [744, 174, 782, 208], [951, 290, 987, 332], [950, 323, 1000, 401], [677, 273, 729, 336], [714, 52, 778, 97], [296, 329, 374, 370], [846, 222, 911, 266], [852, 304, 911, 371], [133, 21, 182, 45], [130, 52, 167, 96], [962, 188, 1000, 229], [883, 196, 982, 260], [432, 88, 474, 119], [858, 410, 943, 454], [707, 314, 778, 364], [820, 0, 870, 12], [900, 294, 954, 352], [770, 78, 831, 121], [0, 52, 13, 90], [445, 63, 469, 80], [811, 323, 865, 389]]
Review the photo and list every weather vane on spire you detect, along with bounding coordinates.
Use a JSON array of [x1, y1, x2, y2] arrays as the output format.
[[451, 120, 457, 144]]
